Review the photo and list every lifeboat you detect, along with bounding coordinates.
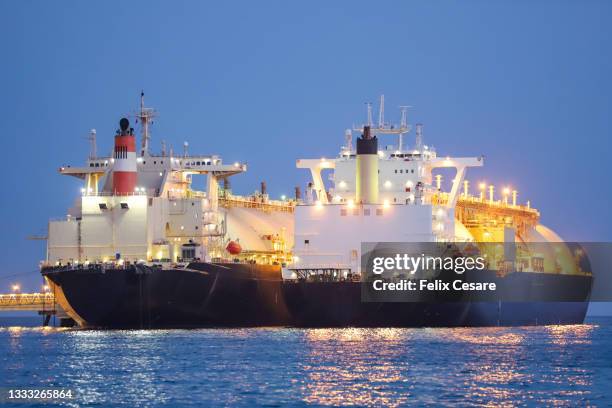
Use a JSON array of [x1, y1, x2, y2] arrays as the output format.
[[226, 240, 242, 255]]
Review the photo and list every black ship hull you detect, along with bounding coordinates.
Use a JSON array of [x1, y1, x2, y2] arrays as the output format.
[[282, 282, 473, 327], [283, 269, 592, 327], [42, 264, 591, 328], [465, 269, 592, 326], [42, 263, 290, 329]]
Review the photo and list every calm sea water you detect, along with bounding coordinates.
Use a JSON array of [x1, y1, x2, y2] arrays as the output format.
[[1, 316, 611, 407]]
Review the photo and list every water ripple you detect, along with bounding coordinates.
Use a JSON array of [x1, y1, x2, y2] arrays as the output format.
[[0, 318, 610, 406]]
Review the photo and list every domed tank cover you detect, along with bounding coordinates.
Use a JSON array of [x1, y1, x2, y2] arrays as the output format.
[[226, 241, 242, 255]]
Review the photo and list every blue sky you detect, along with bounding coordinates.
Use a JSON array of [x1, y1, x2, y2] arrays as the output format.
[[0, 1, 611, 295]]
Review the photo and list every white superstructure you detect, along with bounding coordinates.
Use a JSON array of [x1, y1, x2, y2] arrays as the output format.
[[286, 95, 585, 281], [46, 95, 294, 266], [288, 96, 484, 278]]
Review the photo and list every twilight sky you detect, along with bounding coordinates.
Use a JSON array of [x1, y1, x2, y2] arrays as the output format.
[[0, 1, 611, 299]]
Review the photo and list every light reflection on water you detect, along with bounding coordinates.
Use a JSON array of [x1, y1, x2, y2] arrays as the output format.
[[0, 320, 609, 406], [302, 329, 410, 407]]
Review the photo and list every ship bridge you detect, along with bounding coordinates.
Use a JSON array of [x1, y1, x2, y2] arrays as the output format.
[[60, 156, 245, 178], [60, 155, 245, 196]]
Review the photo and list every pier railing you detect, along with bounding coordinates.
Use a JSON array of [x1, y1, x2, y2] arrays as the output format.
[[0, 293, 57, 312]]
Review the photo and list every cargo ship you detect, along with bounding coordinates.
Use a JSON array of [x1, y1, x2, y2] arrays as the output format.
[[42, 94, 295, 328], [41, 94, 591, 328], [281, 96, 591, 327]]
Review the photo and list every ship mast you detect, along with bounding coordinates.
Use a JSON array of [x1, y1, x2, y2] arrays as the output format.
[[136, 91, 157, 157], [378, 95, 385, 129], [87, 129, 97, 159], [399, 106, 409, 151], [353, 95, 411, 151]]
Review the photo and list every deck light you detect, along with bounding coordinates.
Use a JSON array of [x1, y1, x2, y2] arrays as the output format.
[[478, 182, 486, 201], [502, 187, 510, 204]]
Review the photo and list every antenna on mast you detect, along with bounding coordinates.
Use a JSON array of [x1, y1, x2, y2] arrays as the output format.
[[398, 106, 408, 151], [135, 91, 157, 157], [378, 95, 385, 129], [365, 102, 373, 127], [87, 129, 97, 159], [344, 129, 352, 152], [399, 106, 408, 129], [415, 123, 423, 150]]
